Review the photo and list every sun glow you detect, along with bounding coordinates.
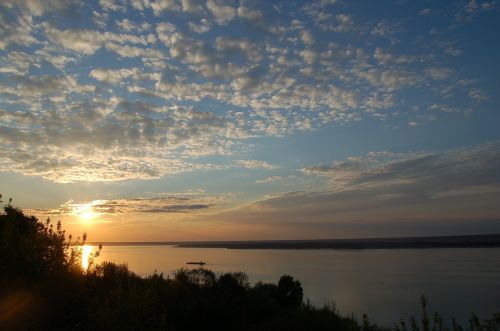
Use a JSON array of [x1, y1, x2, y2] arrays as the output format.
[[80, 210, 96, 221], [72, 202, 100, 222], [81, 245, 93, 270]]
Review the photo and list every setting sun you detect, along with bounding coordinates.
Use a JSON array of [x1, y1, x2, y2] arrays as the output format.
[[71, 202, 100, 222], [79, 210, 96, 221]]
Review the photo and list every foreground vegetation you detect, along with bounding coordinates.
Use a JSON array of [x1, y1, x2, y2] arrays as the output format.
[[1, 203, 499, 331]]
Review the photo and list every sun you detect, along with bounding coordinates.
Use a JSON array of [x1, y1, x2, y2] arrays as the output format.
[[74, 203, 99, 222], [80, 210, 96, 221]]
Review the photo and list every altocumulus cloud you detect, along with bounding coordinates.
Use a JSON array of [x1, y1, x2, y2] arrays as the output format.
[[0, 0, 495, 184], [0, 100, 232, 182]]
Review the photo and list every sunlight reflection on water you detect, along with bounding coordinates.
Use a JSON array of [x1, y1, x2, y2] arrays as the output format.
[[81, 245, 93, 270]]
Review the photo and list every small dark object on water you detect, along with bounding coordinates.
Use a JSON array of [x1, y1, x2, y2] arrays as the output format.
[[187, 261, 206, 266]]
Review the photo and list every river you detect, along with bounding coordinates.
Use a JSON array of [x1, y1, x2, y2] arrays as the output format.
[[85, 245, 500, 325]]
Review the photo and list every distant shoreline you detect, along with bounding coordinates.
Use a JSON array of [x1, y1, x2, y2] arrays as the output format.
[[89, 234, 500, 250]]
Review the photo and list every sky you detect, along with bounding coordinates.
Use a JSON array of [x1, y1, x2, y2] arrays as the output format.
[[1, 0, 500, 241]]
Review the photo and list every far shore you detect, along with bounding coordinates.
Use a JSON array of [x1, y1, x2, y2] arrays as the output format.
[[88, 233, 500, 250]]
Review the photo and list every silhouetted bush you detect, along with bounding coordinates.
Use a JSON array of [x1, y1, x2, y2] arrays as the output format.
[[1, 203, 499, 331]]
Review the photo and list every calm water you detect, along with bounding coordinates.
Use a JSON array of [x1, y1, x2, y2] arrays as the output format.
[[88, 245, 500, 325]]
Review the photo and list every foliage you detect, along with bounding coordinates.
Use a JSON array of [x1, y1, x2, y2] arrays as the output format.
[[1, 203, 499, 331]]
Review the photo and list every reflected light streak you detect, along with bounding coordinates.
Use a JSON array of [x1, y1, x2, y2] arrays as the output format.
[[81, 245, 93, 271]]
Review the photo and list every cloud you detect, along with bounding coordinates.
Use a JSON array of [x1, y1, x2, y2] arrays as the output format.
[[236, 160, 279, 170], [428, 104, 459, 113], [130, 0, 146, 11], [153, 80, 229, 102], [44, 26, 103, 54], [445, 47, 463, 56], [256, 176, 283, 184], [33, 194, 223, 219], [216, 36, 262, 61], [116, 19, 151, 32], [456, 0, 496, 21], [302, 150, 429, 187], [237, 6, 265, 26], [468, 88, 488, 102], [90, 68, 159, 85], [298, 50, 317, 64], [91, 197, 211, 214], [356, 68, 420, 91], [11, 75, 96, 98], [300, 30, 315, 45], [419, 8, 431, 16], [0, 51, 37, 75], [0, 11, 38, 50], [188, 19, 211, 33], [93, 10, 108, 29], [105, 42, 148, 57], [43, 24, 147, 55], [303, 142, 500, 201], [207, 0, 236, 25], [371, 20, 402, 39], [425, 67, 454, 80], [0, 0, 495, 187], [217, 142, 500, 235], [99, 0, 126, 12], [0, 97, 236, 182], [373, 48, 415, 64], [181, 0, 204, 13], [151, 0, 181, 15], [1, 0, 76, 16]]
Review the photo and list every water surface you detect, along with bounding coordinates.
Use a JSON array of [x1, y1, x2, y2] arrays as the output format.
[[90, 245, 500, 325]]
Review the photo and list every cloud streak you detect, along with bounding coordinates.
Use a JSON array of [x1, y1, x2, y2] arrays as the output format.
[[211, 142, 500, 237], [29, 193, 230, 220]]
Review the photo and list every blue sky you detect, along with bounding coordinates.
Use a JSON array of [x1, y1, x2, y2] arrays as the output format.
[[1, 0, 499, 240]]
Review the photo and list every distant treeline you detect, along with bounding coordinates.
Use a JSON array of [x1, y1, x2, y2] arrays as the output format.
[[91, 234, 500, 250], [1, 205, 499, 331]]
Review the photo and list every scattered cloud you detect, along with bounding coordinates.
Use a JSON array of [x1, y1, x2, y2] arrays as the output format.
[[207, 0, 236, 25], [456, 0, 496, 21], [237, 6, 265, 27], [150, 0, 181, 16], [1, 0, 76, 16], [0, 99, 234, 182], [256, 176, 283, 184], [0, 0, 495, 185], [468, 88, 489, 102], [189, 19, 211, 33], [425, 67, 454, 80], [300, 30, 315, 45], [43, 24, 147, 55], [236, 160, 279, 170], [419, 8, 431, 16]]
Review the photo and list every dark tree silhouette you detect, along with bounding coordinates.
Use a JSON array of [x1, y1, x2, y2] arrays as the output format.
[[277, 275, 304, 310]]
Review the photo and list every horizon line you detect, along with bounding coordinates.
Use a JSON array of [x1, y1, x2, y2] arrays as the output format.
[[87, 233, 500, 245]]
